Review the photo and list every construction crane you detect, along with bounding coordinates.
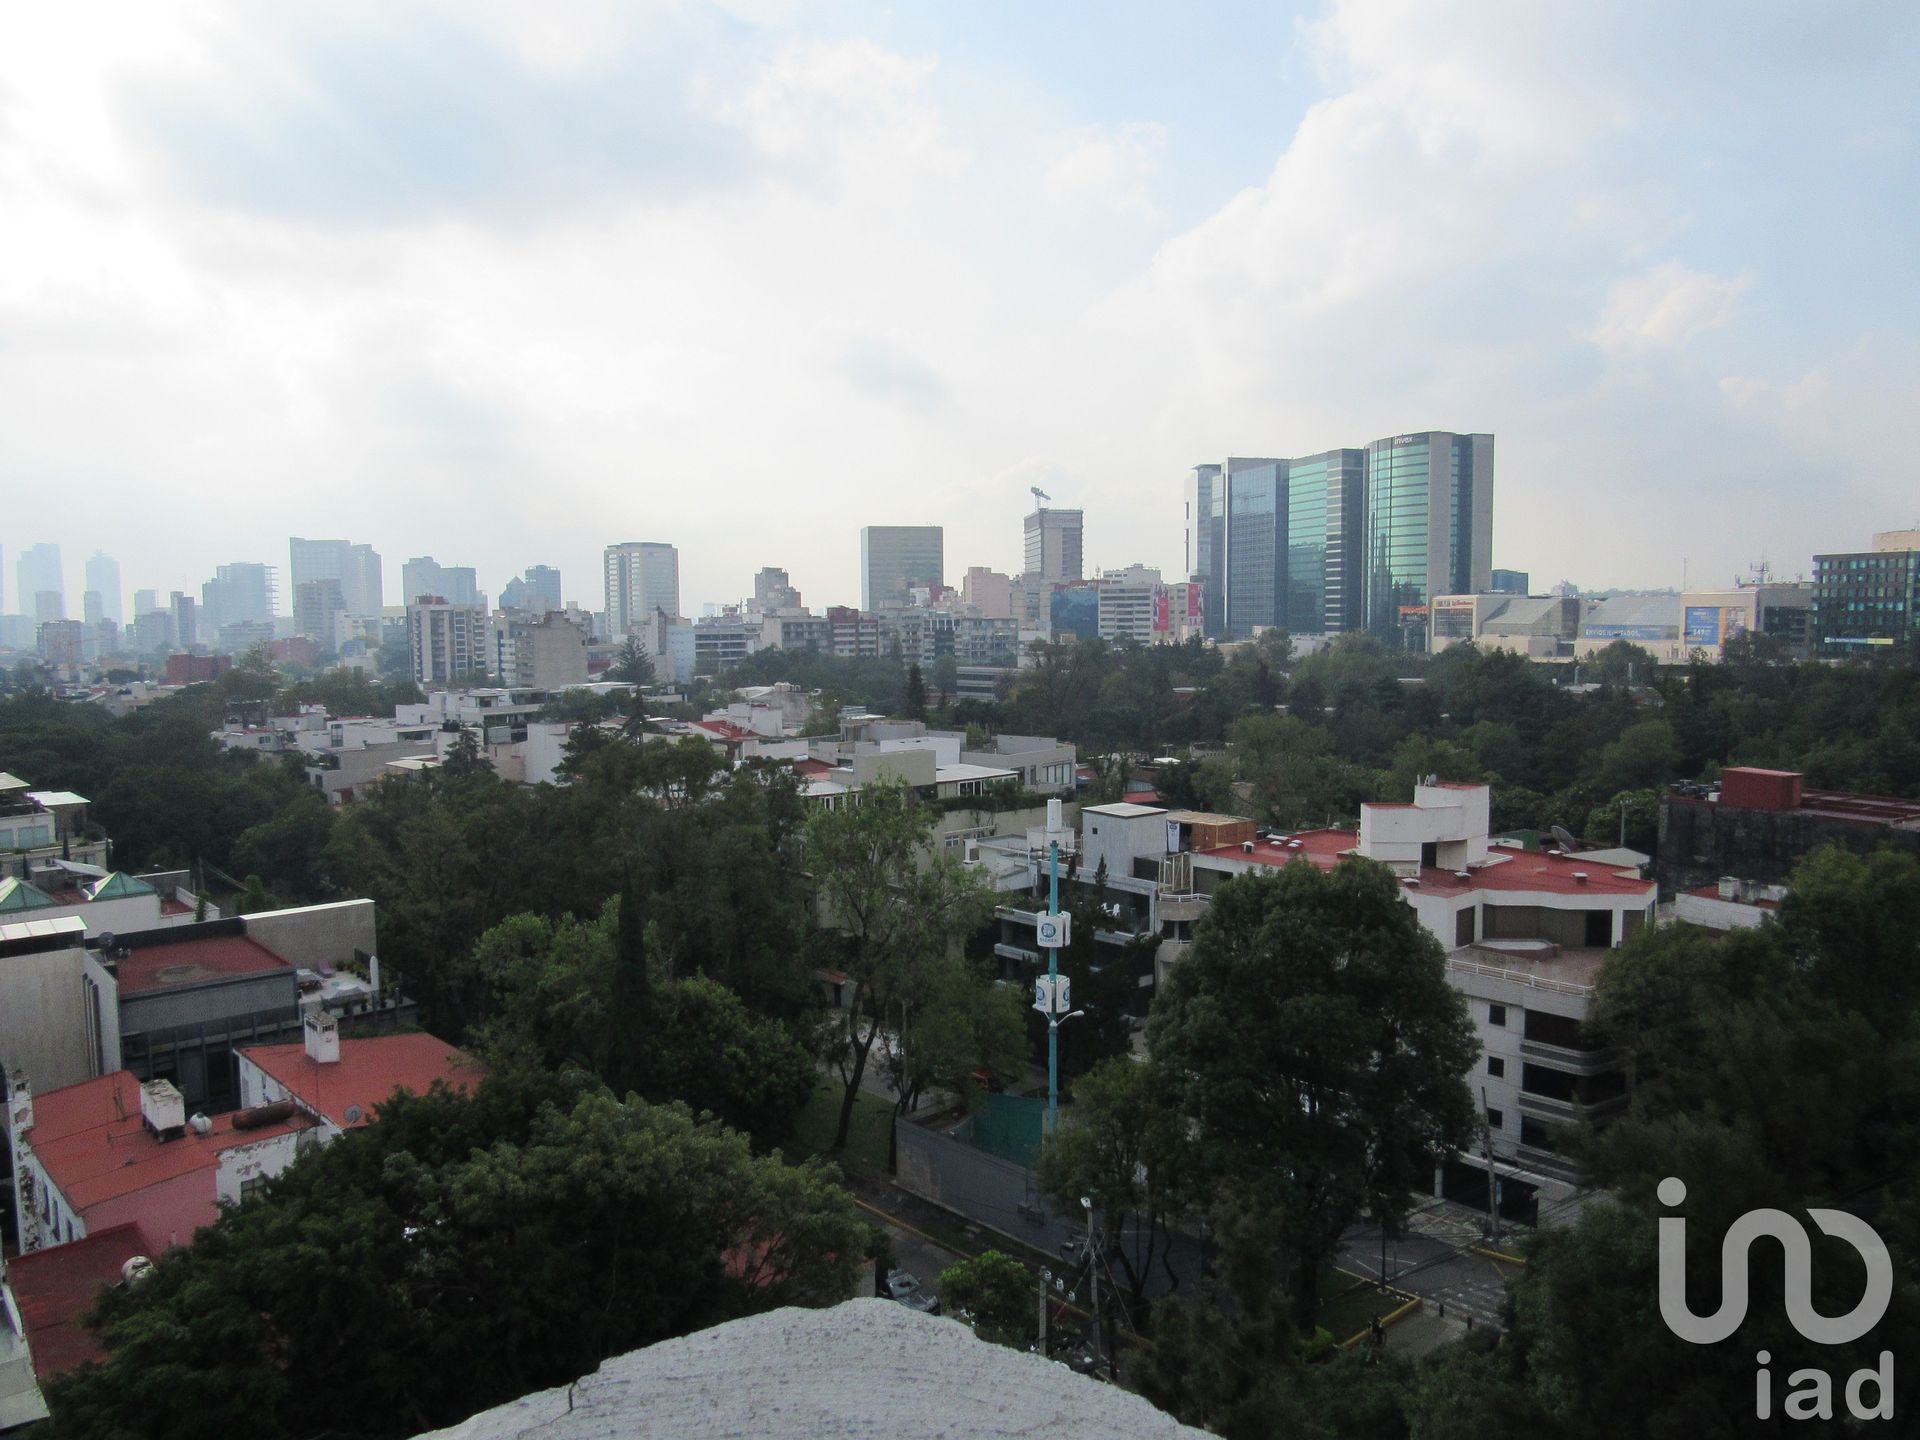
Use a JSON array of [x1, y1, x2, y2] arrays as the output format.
[[1030, 486, 1052, 505]]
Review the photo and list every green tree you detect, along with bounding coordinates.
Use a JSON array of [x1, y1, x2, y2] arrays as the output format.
[[46, 1074, 866, 1440], [1149, 858, 1477, 1325], [1035, 1055, 1185, 1325], [904, 662, 928, 720], [936, 1250, 1036, 1348], [611, 634, 657, 686], [806, 782, 995, 1151]]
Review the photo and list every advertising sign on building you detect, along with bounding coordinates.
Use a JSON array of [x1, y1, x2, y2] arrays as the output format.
[[1684, 606, 1722, 646], [1154, 589, 1170, 632]]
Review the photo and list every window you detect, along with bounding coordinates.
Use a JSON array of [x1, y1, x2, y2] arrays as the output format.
[[1487, 1003, 1507, 1027], [241, 1176, 269, 1203], [1487, 1056, 1505, 1078], [1485, 1108, 1504, 1132]]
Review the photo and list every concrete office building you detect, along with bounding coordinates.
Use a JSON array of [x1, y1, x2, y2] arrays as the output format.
[[961, 567, 1013, 618], [1093, 566, 1164, 645], [1812, 530, 1920, 654], [83, 553, 121, 626], [1364, 431, 1494, 645], [604, 542, 680, 636], [860, 527, 943, 611], [169, 593, 197, 651], [1022, 506, 1083, 584]]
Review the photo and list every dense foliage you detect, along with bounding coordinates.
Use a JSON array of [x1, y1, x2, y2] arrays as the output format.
[[47, 1072, 867, 1440]]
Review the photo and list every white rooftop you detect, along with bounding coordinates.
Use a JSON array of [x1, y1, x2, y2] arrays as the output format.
[[24, 790, 88, 808], [935, 763, 1019, 783], [1082, 801, 1168, 818], [412, 1300, 1203, 1440]]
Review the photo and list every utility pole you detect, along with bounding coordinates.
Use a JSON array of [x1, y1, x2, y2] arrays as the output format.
[[1082, 1196, 1107, 1379], [1037, 799, 1075, 1135], [1480, 1086, 1500, 1243]]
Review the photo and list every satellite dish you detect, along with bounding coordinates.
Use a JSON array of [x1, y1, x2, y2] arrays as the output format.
[[96, 931, 117, 953], [343, 1104, 364, 1125], [1550, 825, 1581, 853]]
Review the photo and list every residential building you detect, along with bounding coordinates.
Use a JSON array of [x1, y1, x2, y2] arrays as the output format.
[[132, 589, 160, 619], [407, 598, 487, 685], [131, 610, 174, 654], [604, 542, 681, 635], [1658, 766, 1920, 893], [1023, 506, 1083, 584], [164, 654, 231, 685], [750, 567, 801, 614], [15, 545, 61, 622], [1812, 531, 1919, 654], [951, 614, 1020, 666], [298, 717, 441, 804], [0, 915, 119, 1099], [0, 774, 109, 871], [825, 606, 883, 658], [859, 526, 942, 611], [237, 1020, 478, 1138], [83, 553, 121, 626], [1364, 432, 1494, 645], [491, 614, 588, 689], [36, 620, 84, 671]]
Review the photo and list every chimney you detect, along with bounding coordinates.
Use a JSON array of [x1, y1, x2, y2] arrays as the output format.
[[140, 1079, 187, 1138], [7, 1070, 33, 1137], [304, 1011, 341, 1065]]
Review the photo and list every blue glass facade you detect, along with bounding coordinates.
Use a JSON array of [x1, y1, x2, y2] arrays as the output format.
[[1364, 432, 1492, 644]]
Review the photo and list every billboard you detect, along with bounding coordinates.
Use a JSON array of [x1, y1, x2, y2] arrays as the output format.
[[1187, 583, 1204, 620], [1684, 607, 1722, 647], [1154, 589, 1171, 632], [1586, 624, 1674, 642]]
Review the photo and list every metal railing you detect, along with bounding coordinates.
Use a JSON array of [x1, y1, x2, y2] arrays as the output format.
[[1446, 957, 1594, 996]]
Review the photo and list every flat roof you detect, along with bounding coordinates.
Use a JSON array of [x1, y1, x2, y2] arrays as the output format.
[[936, 763, 1019, 782], [1448, 943, 1613, 990], [1082, 802, 1167, 818], [5, 1223, 148, 1380], [1162, 811, 1250, 827], [28, 1071, 307, 1212], [24, 790, 88, 808], [114, 932, 296, 997], [240, 1032, 479, 1128], [1670, 786, 1920, 826], [1195, 831, 1654, 899]]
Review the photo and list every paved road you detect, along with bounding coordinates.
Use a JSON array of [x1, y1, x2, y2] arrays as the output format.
[[1337, 1204, 1525, 1331]]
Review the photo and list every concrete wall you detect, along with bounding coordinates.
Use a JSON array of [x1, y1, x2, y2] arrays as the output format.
[[0, 947, 106, 1094], [242, 899, 378, 971]]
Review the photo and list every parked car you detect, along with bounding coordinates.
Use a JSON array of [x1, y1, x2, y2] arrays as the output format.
[[885, 1268, 940, 1315]]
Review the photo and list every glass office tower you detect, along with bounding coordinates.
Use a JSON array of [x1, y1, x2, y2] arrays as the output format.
[[1187, 464, 1225, 639], [1364, 432, 1493, 644], [1284, 449, 1367, 634], [1224, 458, 1283, 639]]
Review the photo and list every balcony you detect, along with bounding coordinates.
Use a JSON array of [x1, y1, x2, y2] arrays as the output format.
[[1519, 1037, 1623, 1075], [1516, 1089, 1628, 1124], [993, 941, 1039, 965]]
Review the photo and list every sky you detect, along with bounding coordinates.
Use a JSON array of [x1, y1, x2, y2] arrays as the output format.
[[2, 0, 1917, 617]]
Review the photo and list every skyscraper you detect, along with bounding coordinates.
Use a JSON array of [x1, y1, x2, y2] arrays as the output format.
[[291, 538, 383, 618], [1023, 506, 1083, 583], [860, 526, 942, 610], [1363, 432, 1494, 641], [295, 579, 347, 646], [604, 543, 680, 635], [201, 563, 277, 637], [345, 543, 384, 616], [524, 565, 562, 611], [1187, 434, 1488, 645], [16, 543, 62, 620], [84, 552, 122, 626]]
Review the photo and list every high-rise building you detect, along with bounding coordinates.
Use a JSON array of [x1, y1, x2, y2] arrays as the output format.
[[1187, 433, 1490, 646], [170, 592, 198, 650], [16, 543, 62, 620], [524, 565, 562, 611], [961, 567, 1013, 619], [33, 591, 64, 624], [1491, 569, 1530, 595], [291, 538, 382, 618], [83, 591, 105, 625], [402, 557, 445, 607], [1092, 566, 1164, 644], [1812, 531, 1920, 655], [1023, 507, 1083, 584], [201, 563, 277, 637], [345, 544, 383, 617], [407, 598, 487, 685], [84, 552, 122, 626], [860, 526, 942, 610], [604, 543, 680, 636], [750, 567, 801, 614], [294, 579, 347, 647], [1363, 432, 1494, 642]]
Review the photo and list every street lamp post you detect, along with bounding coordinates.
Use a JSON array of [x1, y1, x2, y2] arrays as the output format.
[[1036, 799, 1076, 1134]]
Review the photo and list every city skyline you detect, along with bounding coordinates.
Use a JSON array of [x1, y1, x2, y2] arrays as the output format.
[[4, 5, 1916, 614]]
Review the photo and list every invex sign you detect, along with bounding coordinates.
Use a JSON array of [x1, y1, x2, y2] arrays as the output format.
[[1658, 1177, 1895, 1421]]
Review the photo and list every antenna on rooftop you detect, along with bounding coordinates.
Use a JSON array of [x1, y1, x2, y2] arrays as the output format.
[[1031, 486, 1051, 505]]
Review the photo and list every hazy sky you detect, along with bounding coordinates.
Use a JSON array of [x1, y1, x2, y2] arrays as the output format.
[[3, 1, 1917, 616]]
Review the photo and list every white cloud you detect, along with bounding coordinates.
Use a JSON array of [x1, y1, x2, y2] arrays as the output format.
[[1591, 262, 1750, 352], [1044, 122, 1166, 218]]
